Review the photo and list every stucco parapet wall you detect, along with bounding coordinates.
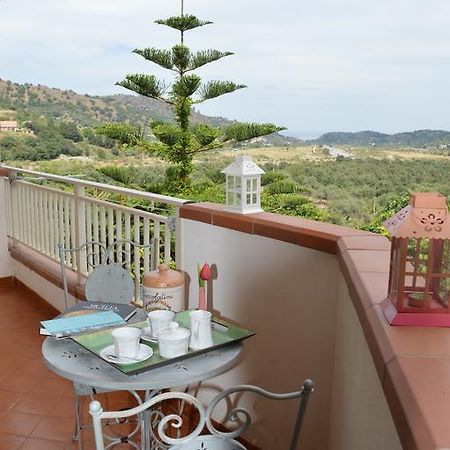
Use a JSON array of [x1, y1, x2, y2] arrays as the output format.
[[180, 202, 450, 450], [9, 243, 86, 300]]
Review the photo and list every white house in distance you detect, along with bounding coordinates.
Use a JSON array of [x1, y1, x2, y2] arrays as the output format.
[[0, 120, 18, 132]]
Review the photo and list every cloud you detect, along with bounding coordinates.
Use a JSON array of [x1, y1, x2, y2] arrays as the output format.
[[1, 0, 450, 133]]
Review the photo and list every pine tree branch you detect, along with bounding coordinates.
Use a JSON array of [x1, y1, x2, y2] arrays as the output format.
[[133, 48, 174, 70], [116, 74, 171, 103], [171, 45, 191, 74], [155, 15, 213, 32], [196, 81, 246, 103], [223, 122, 286, 141], [151, 121, 184, 147], [171, 75, 201, 98], [95, 123, 143, 146], [188, 50, 233, 71], [191, 124, 220, 147]]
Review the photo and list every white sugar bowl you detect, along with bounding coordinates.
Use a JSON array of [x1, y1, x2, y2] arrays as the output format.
[[157, 322, 190, 358]]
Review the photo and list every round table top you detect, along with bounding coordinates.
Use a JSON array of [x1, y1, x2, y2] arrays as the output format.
[[42, 337, 242, 390]]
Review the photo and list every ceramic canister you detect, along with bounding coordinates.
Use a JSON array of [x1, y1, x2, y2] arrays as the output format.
[[143, 264, 185, 312]]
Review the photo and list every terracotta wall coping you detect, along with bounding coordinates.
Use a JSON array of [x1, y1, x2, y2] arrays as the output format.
[[0, 167, 10, 177], [181, 202, 450, 450], [180, 202, 371, 254]]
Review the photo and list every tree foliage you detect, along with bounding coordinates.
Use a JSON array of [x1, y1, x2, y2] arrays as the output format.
[[97, 1, 285, 190]]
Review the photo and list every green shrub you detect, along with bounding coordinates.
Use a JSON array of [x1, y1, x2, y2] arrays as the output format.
[[261, 171, 287, 185], [265, 179, 301, 194]]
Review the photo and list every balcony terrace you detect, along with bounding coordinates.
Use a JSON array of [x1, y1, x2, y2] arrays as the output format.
[[0, 165, 449, 450]]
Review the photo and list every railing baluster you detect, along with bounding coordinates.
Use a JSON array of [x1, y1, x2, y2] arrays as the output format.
[[93, 204, 100, 264], [39, 188, 44, 252], [154, 220, 160, 266], [116, 210, 123, 264], [86, 201, 93, 272], [133, 214, 141, 301], [30, 185, 35, 247], [20, 184, 30, 245], [108, 207, 114, 250], [64, 196, 72, 267], [17, 183, 24, 243], [58, 196, 64, 257], [100, 206, 106, 247], [70, 197, 77, 269], [124, 213, 131, 270], [143, 217, 150, 271], [164, 221, 171, 265], [51, 192, 57, 257], [45, 190, 52, 256]]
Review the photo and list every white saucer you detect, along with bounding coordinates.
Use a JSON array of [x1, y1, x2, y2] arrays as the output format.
[[100, 344, 153, 365], [140, 326, 158, 343]]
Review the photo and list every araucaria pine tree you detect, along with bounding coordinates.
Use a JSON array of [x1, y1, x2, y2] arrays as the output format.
[[98, 0, 285, 191]]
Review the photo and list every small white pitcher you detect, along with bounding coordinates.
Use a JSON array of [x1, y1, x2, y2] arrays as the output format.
[[189, 310, 213, 350], [147, 310, 175, 339]]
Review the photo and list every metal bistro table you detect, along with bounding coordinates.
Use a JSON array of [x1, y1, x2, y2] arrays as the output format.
[[42, 337, 242, 449]]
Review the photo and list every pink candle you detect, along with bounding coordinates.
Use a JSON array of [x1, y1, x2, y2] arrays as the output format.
[[198, 263, 211, 311], [198, 286, 206, 310]]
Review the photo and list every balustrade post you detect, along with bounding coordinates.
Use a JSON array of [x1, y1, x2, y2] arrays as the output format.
[[73, 184, 87, 283], [0, 169, 13, 277], [7, 170, 17, 248], [175, 206, 183, 270]]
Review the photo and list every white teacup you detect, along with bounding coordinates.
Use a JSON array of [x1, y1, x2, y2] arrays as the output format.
[[111, 327, 141, 358], [189, 310, 213, 350], [147, 310, 175, 339]]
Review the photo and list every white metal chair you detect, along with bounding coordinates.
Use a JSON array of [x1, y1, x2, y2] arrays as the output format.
[[58, 238, 157, 450], [89, 379, 314, 450]]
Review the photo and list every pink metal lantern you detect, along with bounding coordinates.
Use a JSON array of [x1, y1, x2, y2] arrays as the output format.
[[382, 192, 450, 326]]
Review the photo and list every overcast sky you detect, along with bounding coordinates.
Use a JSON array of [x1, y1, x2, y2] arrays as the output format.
[[1, 0, 449, 137]]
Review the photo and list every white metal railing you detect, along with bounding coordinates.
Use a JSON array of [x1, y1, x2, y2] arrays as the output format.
[[2, 165, 187, 301]]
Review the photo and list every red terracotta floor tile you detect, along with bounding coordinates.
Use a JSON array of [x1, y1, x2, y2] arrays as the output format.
[[12, 393, 59, 416], [0, 411, 43, 437], [30, 416, 75, 442], [0, 433, 26, 450], [18, 437, 68, 450], [0, 390, 21, 417]]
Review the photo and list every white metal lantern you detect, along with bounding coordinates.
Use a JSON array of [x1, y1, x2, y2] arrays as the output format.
[[221, 155, 264, 214]]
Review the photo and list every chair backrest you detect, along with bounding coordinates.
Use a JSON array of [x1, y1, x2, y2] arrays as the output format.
[[59, 238, 157, 311], [89, 379, 314, 450]]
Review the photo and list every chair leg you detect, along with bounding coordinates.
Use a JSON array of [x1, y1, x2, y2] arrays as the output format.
[[73, 394, 83, 450]]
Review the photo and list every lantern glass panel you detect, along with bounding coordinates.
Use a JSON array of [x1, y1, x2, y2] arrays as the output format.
[[236, 193, 241, 205], [435, 276, 450, 307], [235, 177, 241, 189], [405, 238, 429, 276], [246, 193, 251, 205], [228, 176, 235, 189], [252, 193, 257, 204], [246, 179, 251, 191], [433, 240, 450, 275], [228, 192, 235, 206], [252, 178, 257, 192]]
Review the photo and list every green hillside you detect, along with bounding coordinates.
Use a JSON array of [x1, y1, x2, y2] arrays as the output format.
[[314, 130, 450, 147], [0, 78, 299, 148], [0, 78, 225, 128]]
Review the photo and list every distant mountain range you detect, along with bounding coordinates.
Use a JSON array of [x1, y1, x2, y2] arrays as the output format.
[[2, 79, 449, 149], [311, 130, 450, 147], [0, 78, 298, 146]]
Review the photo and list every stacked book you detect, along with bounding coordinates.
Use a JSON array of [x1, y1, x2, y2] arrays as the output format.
[[40, 301, 137, 338]]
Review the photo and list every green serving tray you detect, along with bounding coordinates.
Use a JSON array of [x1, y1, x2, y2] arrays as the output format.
[[71, 310, 255, 375]]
